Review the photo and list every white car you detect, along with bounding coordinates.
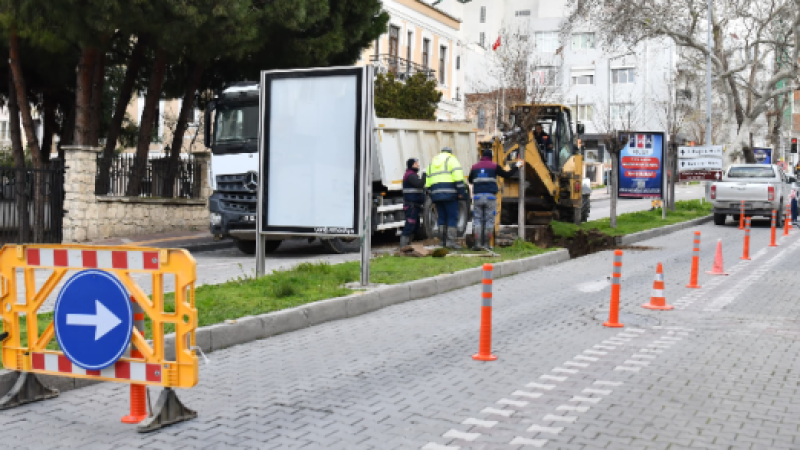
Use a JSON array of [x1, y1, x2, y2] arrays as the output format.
[[710, 164, 796, 226]]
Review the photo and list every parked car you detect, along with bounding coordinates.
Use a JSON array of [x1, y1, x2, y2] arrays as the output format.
[[710, 164, 795, 226]]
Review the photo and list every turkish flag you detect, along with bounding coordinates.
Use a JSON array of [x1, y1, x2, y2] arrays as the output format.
[[492, 36, 501, 51]]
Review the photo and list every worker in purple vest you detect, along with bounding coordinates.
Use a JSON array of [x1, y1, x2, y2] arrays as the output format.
[[467, 148, 523, 249]]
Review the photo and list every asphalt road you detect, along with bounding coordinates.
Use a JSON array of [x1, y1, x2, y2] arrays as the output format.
[[588, 184, 706, 220]]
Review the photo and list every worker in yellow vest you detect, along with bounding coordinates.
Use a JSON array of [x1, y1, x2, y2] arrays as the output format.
[[426, 146, 468, 249]]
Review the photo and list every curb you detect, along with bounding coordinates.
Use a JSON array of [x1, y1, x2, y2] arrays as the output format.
[[180, 239, 235, 253], [616, 215, 713, 246]]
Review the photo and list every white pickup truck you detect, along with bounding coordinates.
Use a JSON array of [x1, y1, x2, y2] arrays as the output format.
[[710, 164, 796, 226]]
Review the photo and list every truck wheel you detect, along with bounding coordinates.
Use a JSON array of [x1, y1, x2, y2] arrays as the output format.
[[321, 237, 360, 254], [777, 205, 785, 227], [713, 213, 726, 226], [422, 197, 439, 240], [234, 239, 282, 255]]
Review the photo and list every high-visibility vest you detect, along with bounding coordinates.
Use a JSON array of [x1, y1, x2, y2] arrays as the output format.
[[426, 152, 466, 202]]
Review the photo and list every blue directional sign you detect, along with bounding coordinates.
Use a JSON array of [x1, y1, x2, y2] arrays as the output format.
[[54, 270, 133, 370]]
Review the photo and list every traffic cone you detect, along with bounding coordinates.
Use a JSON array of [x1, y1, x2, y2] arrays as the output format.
[[642, 263, 672, 310], [705, 239, 729, 276]]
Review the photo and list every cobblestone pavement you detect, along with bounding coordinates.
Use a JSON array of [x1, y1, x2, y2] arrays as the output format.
[[2, 216, 796, 449]]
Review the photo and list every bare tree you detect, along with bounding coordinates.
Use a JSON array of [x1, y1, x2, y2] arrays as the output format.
[[565, 0, 799, 163], [592, 94, 646, 228]]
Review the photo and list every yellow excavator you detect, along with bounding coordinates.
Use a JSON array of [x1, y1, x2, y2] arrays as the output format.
[[480, 104, 590, 242]]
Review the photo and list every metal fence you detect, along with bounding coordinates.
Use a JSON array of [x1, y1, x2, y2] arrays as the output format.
[[0, 160, 65, 245], [95, 154, 204, 198]]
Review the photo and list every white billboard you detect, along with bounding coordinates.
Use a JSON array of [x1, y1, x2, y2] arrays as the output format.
[[258, 66, 372, 237]]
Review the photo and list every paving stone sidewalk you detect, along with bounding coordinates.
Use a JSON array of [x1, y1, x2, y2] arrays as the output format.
[[1, 218, 796, 449]]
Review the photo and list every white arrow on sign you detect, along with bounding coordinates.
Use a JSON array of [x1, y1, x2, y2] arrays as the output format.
[[66, 300, 122, 341]]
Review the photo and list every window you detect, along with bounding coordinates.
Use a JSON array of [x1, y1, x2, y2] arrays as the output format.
[[455, 88, 461, 101], [610, 103, 634, 122], [571, 68, 595, 85], [439, 46, 447, 84], [389, 26, 400, 58], [479, 32, 485, 48], [456, 56, 460, 70], [515, 10, 531, 16], [480, 6, 486, 23], [422, 38, 430, 68], [535, 32, 559, 53], [374, 38, 379, 57], [0, 120, 7, 141], [477, 107, 486, 129], [612, 68, 635, 84], [532, 66, 558, 86], [572, 33, 595, 50], [576, 105, 594, 121]]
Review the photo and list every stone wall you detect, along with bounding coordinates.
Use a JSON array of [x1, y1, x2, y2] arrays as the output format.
[[62, 146, 210, 243]]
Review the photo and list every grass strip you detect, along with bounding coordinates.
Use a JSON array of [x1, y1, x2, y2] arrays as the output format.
[[551, 199, 712, 238]]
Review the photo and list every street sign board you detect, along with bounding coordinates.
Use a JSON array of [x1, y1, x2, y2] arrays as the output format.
[[678, 145, 724, 158], [54, 269, 132, 370], [680, 170, 723, 181], [678, 157, 723, 172]]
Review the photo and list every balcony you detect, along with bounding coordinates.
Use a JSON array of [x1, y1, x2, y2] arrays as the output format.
[[370, 54, 437, 82]]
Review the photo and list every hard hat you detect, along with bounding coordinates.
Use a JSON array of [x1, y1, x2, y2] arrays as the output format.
[[441, 146, 453, 153]]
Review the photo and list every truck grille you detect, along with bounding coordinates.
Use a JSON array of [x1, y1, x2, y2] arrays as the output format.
[[216, 174, 257, 213]]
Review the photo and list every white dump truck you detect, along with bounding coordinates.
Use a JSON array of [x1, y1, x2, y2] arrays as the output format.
[[205, 82, 478, 254]]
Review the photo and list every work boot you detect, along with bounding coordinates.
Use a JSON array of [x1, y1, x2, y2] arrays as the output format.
[[472, 226, 482, 250], [446, 227, 462, 250], [438, 227, 446, 247], [398, 235, 411, 248]]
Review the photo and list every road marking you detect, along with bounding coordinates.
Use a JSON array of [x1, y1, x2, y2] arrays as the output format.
[[540, 375, 567, 382], [556, 405, 590, 413], [443, 430, 479, 441], [543, 414, 577, 423], [512, 390, 543, 399], [462, 418, 497, 428], [497, 398, 528, 407], [615, 366, 641, 372], [584, 350, 607, 356], [623, 360, 650, 366], [509, 437, 548, 447], [481, 407, 514, 417], [526, 424, 564, 434], [570, 396, 602, 404], [553, 368, 578, 374], [626, 328, 645, 333], [594, 381, 623, 386], [564, 361, 590, 368], [617, 333, 639, 338], [582, 388, 612, 395], [598, 343, 618, 348], [422, 444, 459, 450], [527, 382, 556, 390], [576, 279, 610, 293], [574, 355, 599, 362]]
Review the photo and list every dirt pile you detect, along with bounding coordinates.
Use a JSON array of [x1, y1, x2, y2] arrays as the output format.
[[562, 229, 617, 258]]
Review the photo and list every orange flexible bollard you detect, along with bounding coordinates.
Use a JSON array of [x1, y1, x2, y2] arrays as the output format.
[[769, 210, 778, 247], [642, 263, 673, 310], [706, 239, 729, 276], [473, 264, 497, 361], [604, 250, 624, 328], [686, 231, 701, 289], [739, 200, 745, 230], [122, 296, 149, 424], [784, 203, 791, 237], [741, 217, 752, 261]]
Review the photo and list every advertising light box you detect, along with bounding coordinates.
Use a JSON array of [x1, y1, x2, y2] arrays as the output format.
[[617, 132, 665, 199], [258, 67, 370, 237]]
